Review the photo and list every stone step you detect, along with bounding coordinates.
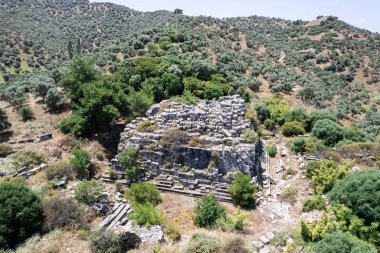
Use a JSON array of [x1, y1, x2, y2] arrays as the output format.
[[155, 183, 172, 189], [108, 204, 131, 229]]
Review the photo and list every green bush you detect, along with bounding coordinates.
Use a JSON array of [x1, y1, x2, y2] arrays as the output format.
[[59, 113, 86, 137], [281, 121, 305, 137], [117, 147, 138, 171], [70, 148, 91, 179], [302, 195, 327, 212], [0, 182, 43, 248], [126, 182, 161, 205], [291, 137, 306, 153], [74, 180, 103, 205], [228, 172, 257, 208], [0, 144, 12, 157], [329, 170, 380, 225], [312, 119, 343, 146], [193, 194, 226, 228], [267, 145, 278, 157], [18, 106, 34, 121], [306, 160, 349, 194], [313, 232, 376, 253], [44, 160, 74, 181], [185, 233, 220, 253], [10, 150, 46, 170], [306, 110, 337, 132], [0, 108, 11, 132], [89, 228, 139, 253], [129, 202, 163, 227], [241, 129, 259, 144]]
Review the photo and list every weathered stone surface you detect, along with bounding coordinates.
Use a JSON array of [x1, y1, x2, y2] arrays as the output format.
[[107, 95, 263, 202]]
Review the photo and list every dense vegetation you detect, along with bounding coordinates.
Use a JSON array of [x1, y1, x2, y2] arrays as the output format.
[[0, 182, 43, 249]]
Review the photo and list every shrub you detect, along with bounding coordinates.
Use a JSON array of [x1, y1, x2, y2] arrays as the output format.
[[241, 129, 259, 144], [18, 106, 34, 121], [42, 195, 80, 232], [228, 172, 257, 208], [0, 182, 43, 248], [312, 119, 343, 146], [136, 120, 157, 132], [126, 182, 161, 205], [302, 195, 327, 212], [267, 145, 277, 157], [89, 228, 139, 253], [164, 220, 181, 241], [70, 148, 91, 179], [313, 232, 376, 253], [255, 103, 269, 122], [44, 88, 67, 111], [306, 160, 349, 194], [0, 144, 12, 157], [329, 170, 380, 225], [281, 121, 305, 137], [0, 108, 11, 132], [10, 150, 46, 170], [291, 137, 306, 153], [222, 237, 250, 253], [59, 113, 86, 137], [74, 180, 103, 205], [279, 187, 298, 205], [193, 194, 226, 228], [185, 233, 220, 253], [117, 147, 138, 170], [263, 119, 275, 132], [44, 160, 74, 181], [285, 108, 308, 122], [129, 202, 163, 227]]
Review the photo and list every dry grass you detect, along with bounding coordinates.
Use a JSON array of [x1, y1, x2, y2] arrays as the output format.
[[16, 230, 90, 253]]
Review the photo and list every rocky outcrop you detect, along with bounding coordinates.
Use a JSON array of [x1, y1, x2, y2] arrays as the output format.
[[104, 95, 264, 201]]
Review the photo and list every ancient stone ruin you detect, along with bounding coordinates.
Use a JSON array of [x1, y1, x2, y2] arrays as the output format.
[[103, 95, 264, 202]]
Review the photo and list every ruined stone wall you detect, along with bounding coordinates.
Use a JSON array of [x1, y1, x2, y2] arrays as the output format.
[[105, 95, 264, 201]]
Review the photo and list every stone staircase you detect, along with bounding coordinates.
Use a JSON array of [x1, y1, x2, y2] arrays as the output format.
[[154, 174, 232, 203], [99, 203, 132, 229]]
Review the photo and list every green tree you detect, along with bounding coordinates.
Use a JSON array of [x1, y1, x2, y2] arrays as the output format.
[[0, 108, 11, 132], [306, 110, 337, 132], [312, 119, 343, 146], [228, 173, 257, 208], [74, 180, 103, 205], [60, 57, 98, 104], [0, 182, 43, 249], [126, 182, 161, 205], [193, 194, 226, 228], [174, 8, 183, 14], [44, 88, 67, 111], [118, 147, 138, 170], [329, 170, 380, 225], [313, 232, 376, 253], [70, 148, 91, 179]]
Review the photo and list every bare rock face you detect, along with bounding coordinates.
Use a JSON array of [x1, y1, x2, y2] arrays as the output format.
[[108, 95, 263, 201]]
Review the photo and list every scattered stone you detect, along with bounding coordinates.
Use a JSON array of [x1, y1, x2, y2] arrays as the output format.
[[252, 240, 264, 249], [265, 231, 275, 241], [259, 235, 270, 244]]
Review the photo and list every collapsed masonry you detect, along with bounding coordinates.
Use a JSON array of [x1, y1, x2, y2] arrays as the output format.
[[103, 95, 265, 202]]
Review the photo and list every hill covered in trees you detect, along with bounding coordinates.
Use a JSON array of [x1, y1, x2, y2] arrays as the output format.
[[1, 0, 380, 122]]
